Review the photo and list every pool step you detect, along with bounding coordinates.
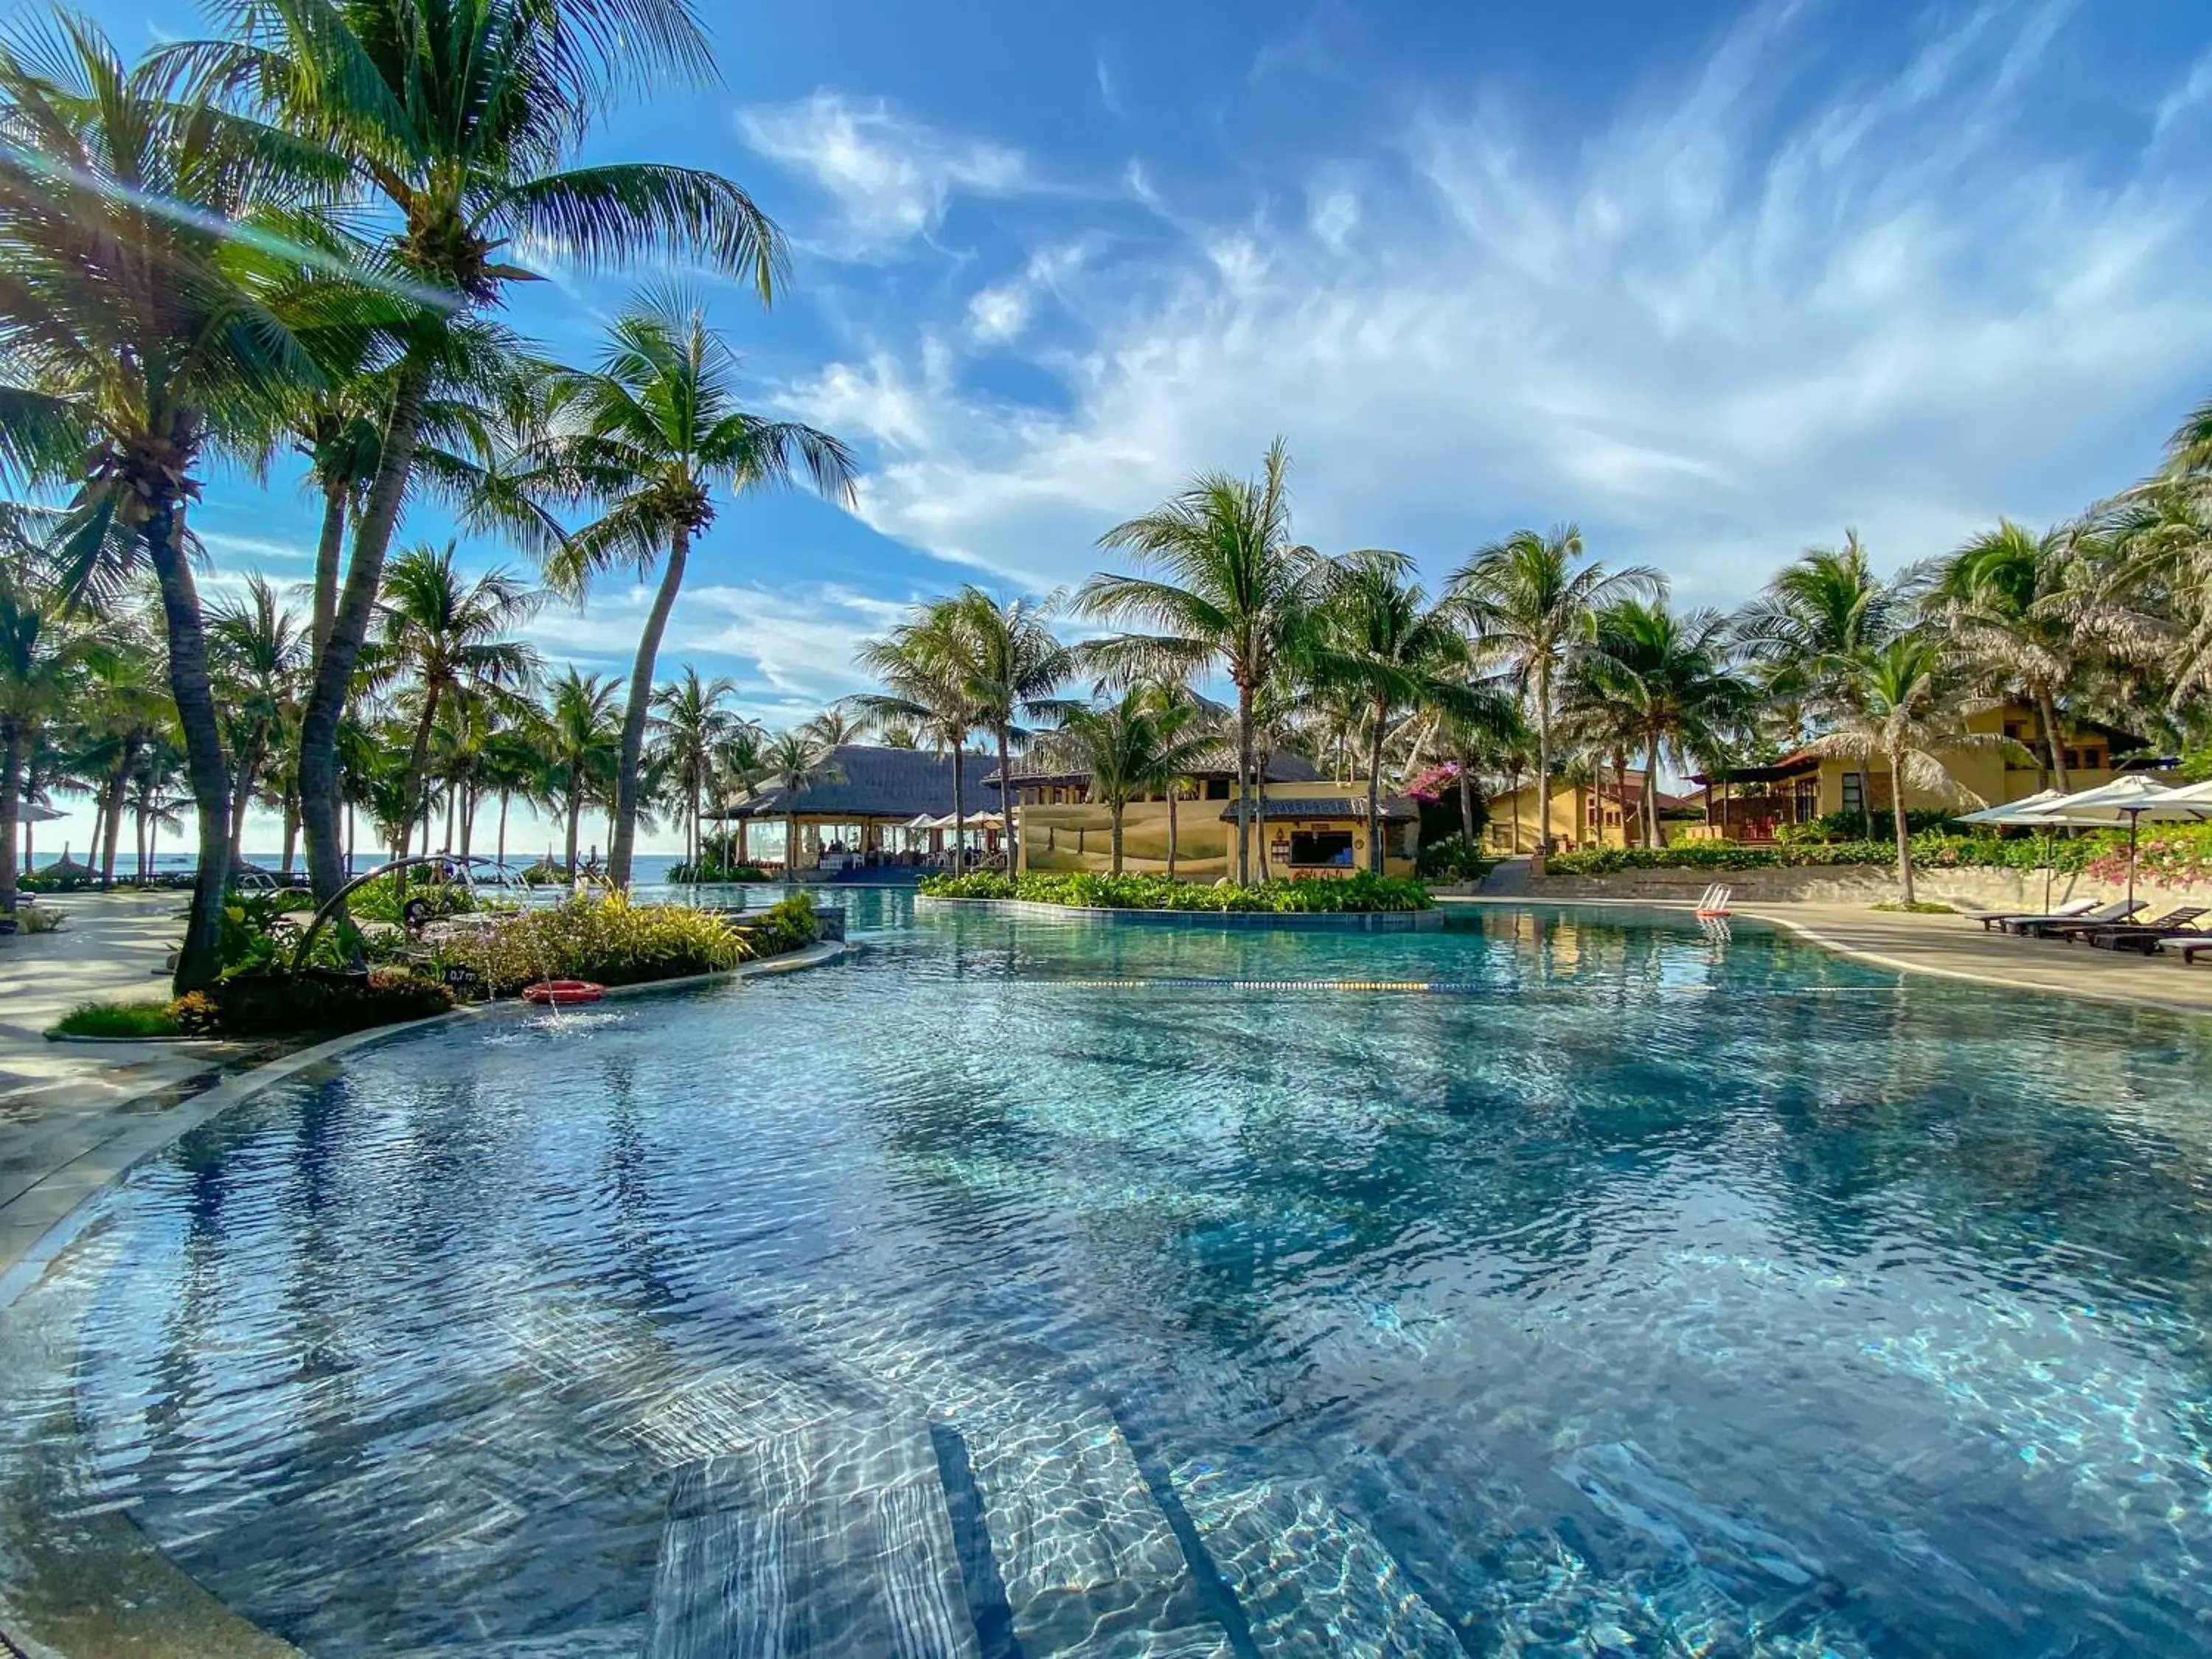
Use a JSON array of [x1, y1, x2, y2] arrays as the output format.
[[644, 1415, 979, 1659], [1166, 1463, 1463, 1658], [952, 1401, 1235, 1658]]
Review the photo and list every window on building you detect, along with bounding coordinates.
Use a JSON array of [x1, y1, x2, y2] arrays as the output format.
[[2082, 748, 2103, 770], [2063, 749, 2079, 771], [1205, 779, 1230, 800], [1288, 830, 1355, 866], [1840, 772, 1864, 815]]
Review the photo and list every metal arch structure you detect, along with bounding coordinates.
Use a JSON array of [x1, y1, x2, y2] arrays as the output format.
[[288, 856, 474, 975]]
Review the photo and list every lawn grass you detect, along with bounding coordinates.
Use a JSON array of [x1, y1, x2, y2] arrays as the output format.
[[49, 1000, 184, 1040], [1871, 901, 1956, 914]]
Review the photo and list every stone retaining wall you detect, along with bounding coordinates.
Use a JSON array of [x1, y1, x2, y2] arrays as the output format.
[[1529, 863, 2212, 911]]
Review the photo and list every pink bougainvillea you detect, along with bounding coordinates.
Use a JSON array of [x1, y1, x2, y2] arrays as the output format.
[[1403, 761, 1460, 803]]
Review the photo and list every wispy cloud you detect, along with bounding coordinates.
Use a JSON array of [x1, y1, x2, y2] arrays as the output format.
[[771, 1, 2212, 605], [736, 91, 1030, 257], [198, 531, 317, 563]]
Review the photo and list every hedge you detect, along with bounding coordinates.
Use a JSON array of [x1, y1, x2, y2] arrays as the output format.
[[1548, 826, 2165, 878], [919, 869, 1433, 913]]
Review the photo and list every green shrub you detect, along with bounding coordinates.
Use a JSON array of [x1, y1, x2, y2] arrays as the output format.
[[49, 999, 184, 1039], [668, 857, 771, 883], [737, 891, 818, 956], [208, 969, 456, 1036], [350, 881, 476, 924], [920, 869, 1433, 913], [218, 891, 303, 974], [470, 894, 751, 995], [1547, 828, 2134, 877], [1872, 900, 1956, 914], [1416, 835, 1494, 882]]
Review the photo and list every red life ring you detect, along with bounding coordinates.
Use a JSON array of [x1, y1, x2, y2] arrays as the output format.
[[523, 978, 605, 1005]]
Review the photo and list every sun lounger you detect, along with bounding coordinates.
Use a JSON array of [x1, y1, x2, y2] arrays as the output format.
[[2081, 908, 2208, 952], [1966, 897, 2094, 931], [2006, 900, 2143, 939], [2180, 940, 2212, 967]]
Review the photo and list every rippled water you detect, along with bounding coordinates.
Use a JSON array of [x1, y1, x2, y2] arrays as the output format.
[[6, 903, 2212, 1657]]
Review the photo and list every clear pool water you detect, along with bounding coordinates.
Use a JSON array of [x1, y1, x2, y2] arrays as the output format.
[[6, 904, 2212, 1657]]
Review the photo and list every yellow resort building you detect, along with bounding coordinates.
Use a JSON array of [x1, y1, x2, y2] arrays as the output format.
[[1483, 770, 1701, 855], [988, 750, 1422, 879], [1685, 703, 2149, 841]]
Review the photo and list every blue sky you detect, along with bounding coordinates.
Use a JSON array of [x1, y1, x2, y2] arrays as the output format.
[[36, 0, 2212, 855]]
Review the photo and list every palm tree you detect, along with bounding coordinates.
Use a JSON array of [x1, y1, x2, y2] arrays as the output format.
[[207, 575, 308, 865], [1928, 521, 2087, 791], [1804, 636, 2020, 905], [945, 588, 1077, 874], [1450, 525, 1663, 863], [799, 707, 867, 749], [0, 19, 331, 987], [713, 720, 768, 866], [1037, 690, 1214, 875], [854, 601, 984, 873], [479, 717, 548, 872], [0, 557, 104, 919], [1079, 439, 1321, 883], [541, 296, 855, 887], [182, 0, 789, 908], [1579, 599, 1749, 848], [753, 728, 844, 875], [72, 610, 170, 886], [1315, 551, 1503, 872], [652, 667, 740, 875], [370, 543, 538, 870], [539, 669, 622, 876]]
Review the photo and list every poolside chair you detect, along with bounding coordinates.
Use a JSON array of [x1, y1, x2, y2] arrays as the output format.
[[2179, 940, 2212, 967], [2005, 900, 2143, 939], [1964, 897, 2096, 932], [2081, 908, 2208, 953]]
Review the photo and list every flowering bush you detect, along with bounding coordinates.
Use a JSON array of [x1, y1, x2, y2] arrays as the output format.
[[468, 894, 751, 995], [1402, 761, 1461, 803], [2087, 823, 2212, 889], [1548, 830, 2135, 877]]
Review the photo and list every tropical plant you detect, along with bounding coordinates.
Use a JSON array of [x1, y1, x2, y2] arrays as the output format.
[[1802, 635, 2023, 905], [853, 600, 984, 872], [539, 294, 853, 886], [0, 555, 105, 919], [539, 669, 622, 875], [0, 18, 335, 986], [1577, 599, 1749, 848], [751, 727, 844, 875], [1080, 438, 1322, 883], [177, 0, 788, 908], [947, 588, 1076, 874], [206, 574, 308, 864], [1034, 687, 1213, 874], [651, 667, 743, 876], [1929, 521, 2087, 789], [1450, 525, 1660, 861]]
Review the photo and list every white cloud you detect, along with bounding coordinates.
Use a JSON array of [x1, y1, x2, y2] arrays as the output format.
[[736, 91, 1029, 255], [198, 532, 317, 563], [770, 3, 2212, 608], [964, 240, 1091, 345]]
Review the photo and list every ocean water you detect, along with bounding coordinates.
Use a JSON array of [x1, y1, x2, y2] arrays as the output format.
[[4, 905, 2211, 1656]]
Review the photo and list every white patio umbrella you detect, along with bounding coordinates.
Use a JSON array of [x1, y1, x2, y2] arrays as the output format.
[[1955, 788, 2112, 913], [18, 799, 63, 823], [2017, 776, 2212, 908]]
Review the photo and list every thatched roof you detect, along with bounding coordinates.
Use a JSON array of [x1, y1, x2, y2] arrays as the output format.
[[709, 745, 992, 821], [986, 746, 1322, 788]]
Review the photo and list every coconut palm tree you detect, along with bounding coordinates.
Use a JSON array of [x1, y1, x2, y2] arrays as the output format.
[[370, 543, 538, 869], [0, 18, 335, 987], [853, 601, 984, 874], [652, 667, 740, 876], [713, 719, 768, 866], [1578, 599, 1749, 848], [1927, 521, 2088, 790], [1804, 635, 2022, 905], [540, 295, 855, 887], [1037, 689, 1214, 876], [753, 728, 844, 875], [946, 588, 1077, 874], [1080, 439, 1322, 883], [1450, 525, 1660, 864], [539, 669, 622, 877], [1315, 550, 1504, 872], [0, 556, 105, 919], [207, 574, 309, 865], [178, 0, 789, 908], [69, 608, 170, 886]]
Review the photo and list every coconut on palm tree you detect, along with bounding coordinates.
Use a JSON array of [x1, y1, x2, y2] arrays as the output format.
[[178, 0, 790, 909], [540, 295, 854, 887], [1804, 636, 2023, 905], [0, 19, 334, 985], [1081, 439, 1321, 883], [1450, 525, 1660, 866], [1037, 689, 1214, 876]]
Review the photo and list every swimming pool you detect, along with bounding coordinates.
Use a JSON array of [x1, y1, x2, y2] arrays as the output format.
[[4, 904, 2211, 1656]]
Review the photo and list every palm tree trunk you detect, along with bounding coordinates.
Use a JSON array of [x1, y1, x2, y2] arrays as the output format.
[[459, 785, 475, 858], [300, 355, 430, 908], [0, 720, 20, 919], [1506, 765, 1523, 854], [1534, 664, 1553, 867], [995, 723, 1018, 876], [783, 810, 798, 874], [1166, 787, 1179, 880], [280, 801, 299, 876], [1368, 694, 1388, 874], [1110, 801, 1125, 874], [145, 498, 232, 994], [950, 740, 967, 876], [497, 791, 509, 869], [737, 817, 748, 865], [99, 739, 136, 887], [611, 525, 689, 888], [1891, 754, 1915, 906], [1458, 766, 1475, 842], [566, 774, 583, 876], [229, 728, 264, 866], [2036, 686, 2070, 791], [310, 479, 347, 668], [1612, 750, 1630, 848], [398, 681, 444, 878], [1234, 683, 1254, 884], [689, 776, 701, 876], [1644, 737, 1662, 849]]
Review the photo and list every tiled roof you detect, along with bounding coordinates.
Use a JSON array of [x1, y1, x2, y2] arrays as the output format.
[[709, 745, 991, 820], [985, 746, 1322, 787], [1219, 796, 1418, 823]]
